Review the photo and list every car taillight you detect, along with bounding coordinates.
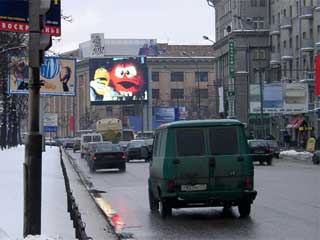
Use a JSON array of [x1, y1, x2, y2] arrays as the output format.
[[92, 155, 96, 161], [245, 176, 252, 189], [167, 180, 175, 193], [267, 148, 273, 154], [121, 153, 126, 159]]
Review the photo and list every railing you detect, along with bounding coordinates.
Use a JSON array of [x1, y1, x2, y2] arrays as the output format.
[[270, 52, 281, 64], [301, 39, 314, 51], [270, 25, 280, 35], [281, 48, 293, 60], [280, 17, 292, 29], [300, 6, 313, 18]]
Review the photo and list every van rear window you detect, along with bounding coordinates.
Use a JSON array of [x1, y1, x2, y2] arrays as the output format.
[[83, 136, 91, 143], [176, 128, 205, 156], [93, 135, 101, 142], [209, 127, 239, 155]]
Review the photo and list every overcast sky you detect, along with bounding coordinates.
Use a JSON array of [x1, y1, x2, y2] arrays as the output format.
[[51, 0, 215, 53]]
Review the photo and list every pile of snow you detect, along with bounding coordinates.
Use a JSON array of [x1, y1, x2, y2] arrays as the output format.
[[280, 150, 313, 161], [24, 235, 63, 240]]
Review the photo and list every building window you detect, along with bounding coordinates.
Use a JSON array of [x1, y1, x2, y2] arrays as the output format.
[[253, 17, 264, 29], [251, 0, 257, 7], [289, 37, 292, 48], [171, 89, 184, 99], [171, 72, 184, 82], [283, 40, 287, 48], [254, 49, 266, 60], [283, 9, 287, 17], [289, 5, 292, 17], [195, 72, 209, 82], [122, 106, 135, 116], [260, 0, 265, 7], [152, 89, 160, 99], [302, 32, 306, 39], [272, 15, 275, 24], [152, 72, 159, 82], [195, 89, 209, 99], [295, 35, 299, 50]]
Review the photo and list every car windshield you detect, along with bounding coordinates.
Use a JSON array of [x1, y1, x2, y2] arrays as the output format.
[[249, 141, 266, 147], [266, 141, 278, 147], [94, 143, 119, 152], [128, 141, 145, 148]]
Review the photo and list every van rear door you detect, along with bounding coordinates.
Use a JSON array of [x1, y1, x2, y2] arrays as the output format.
[[174, 128, 210, 193], [208, 126, 246, 192]]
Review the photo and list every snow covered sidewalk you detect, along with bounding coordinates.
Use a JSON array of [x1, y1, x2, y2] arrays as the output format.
[[280, 150, 313, 162], [0, 146, 74, 240]]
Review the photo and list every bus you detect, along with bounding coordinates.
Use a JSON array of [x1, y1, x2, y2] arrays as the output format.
[[96, 118, 134, 143]]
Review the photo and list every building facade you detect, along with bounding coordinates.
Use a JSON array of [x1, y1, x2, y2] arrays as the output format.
[[209, 0, 270, 138], [44, 38, 215, 137], [209, 0, 320, 145]]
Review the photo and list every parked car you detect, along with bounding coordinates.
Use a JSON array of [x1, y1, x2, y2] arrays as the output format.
[[265, 140, 280, 159], [73, 138, 81, 152], [125, 140, 150, 162], [248, 139, 273, 165], [148, 120, 257, 218], [86, 142, 126, 173], [312, 151, 320, 165], [136, 131, 154, 139]]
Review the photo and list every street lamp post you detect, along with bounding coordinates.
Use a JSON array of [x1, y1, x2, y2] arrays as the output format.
[[182, 51, 201, 119]]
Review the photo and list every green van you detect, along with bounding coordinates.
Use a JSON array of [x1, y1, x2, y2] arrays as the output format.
[[148, 119, 257, 218]]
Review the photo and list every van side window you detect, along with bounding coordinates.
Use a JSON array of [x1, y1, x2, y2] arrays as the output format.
[[176, 128, 205, 156], [153, 131, 160, 157], [209, 127, 239, 155]]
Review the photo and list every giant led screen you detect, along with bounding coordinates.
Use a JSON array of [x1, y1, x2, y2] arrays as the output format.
[[89, 57, 148, 105]]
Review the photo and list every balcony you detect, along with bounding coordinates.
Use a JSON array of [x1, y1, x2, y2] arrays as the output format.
[[301, 39, 314, 51], [315, 0, 320, 11], [281, 48, 293, 61], [270, 52, 281, 65], [300, 6, 313, 19], [299, 71, 314, 84], [269, 25, 280, 35], [280, 17, 292, 29]]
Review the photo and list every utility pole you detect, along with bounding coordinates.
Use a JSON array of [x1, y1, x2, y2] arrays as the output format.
[[258, 68, 265, 139], [24, 0, 52, 236]]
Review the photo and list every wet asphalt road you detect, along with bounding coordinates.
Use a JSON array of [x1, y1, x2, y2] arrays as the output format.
[[69, 152, 320, 240]]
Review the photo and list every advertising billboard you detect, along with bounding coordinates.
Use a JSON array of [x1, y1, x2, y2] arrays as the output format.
[[9, 56, 76, 96], [43, 113, 58, 132], [0, 0, 61, 36], [89, 57, 148, 105], [315, 55, 320, 96], [250, 83, 308, 114]]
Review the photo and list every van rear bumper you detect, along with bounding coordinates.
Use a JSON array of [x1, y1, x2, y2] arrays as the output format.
[[164, 190, 257, 208]]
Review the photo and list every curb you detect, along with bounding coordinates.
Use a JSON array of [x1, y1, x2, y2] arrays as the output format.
[[62, 149, 135, 240]]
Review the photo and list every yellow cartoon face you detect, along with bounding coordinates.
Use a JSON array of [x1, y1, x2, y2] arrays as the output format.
[[91, 67, 110, 96]]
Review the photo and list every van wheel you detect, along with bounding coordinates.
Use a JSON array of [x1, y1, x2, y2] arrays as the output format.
[[238, 202, 251, 218], [148, 189, 159, 212], [267, 159, 273, 166], [159, 199, 172, 218], [119, 163, 126, 172]]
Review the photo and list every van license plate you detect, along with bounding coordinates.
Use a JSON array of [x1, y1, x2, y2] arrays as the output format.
[[181, 184, 207, 192]]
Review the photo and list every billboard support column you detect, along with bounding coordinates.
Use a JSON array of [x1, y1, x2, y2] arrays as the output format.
[[24, 0, 52, 236], [147, 67, 153, 130]]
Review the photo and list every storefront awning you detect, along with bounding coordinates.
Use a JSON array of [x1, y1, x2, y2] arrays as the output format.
[[286, 117, 305, 129]]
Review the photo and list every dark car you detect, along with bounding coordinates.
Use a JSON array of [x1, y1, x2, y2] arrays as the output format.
[[73, 138, 81, 152], [265, 140, 280, 159], [86, 142, 126, 173], [63, 139, 75, 149], [248, 139, 273, 165], [125, 140, 150, 162], [312, 151, 320, 165]]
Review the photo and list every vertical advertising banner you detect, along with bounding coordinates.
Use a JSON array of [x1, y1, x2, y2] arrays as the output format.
[[43, 113, 58, 132], [89, 57, 148, 105], [8, 56, 76, 96], [315, 55, 320, 96]]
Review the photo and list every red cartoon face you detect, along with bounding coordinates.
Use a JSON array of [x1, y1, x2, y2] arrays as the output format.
[[110, 62, 144, 95]]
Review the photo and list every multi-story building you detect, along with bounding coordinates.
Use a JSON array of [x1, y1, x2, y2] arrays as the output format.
[[44, 37, 215, 137], [269, 0, 320, 144], [208, 0, 270, 138]]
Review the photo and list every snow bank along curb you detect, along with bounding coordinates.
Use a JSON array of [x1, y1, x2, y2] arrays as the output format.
[[63, 149, 134, 240], [280, 150, 313, 162]]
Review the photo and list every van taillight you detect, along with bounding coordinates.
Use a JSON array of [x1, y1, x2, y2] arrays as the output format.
[[245, 176, 252, 189], [167, 180, 175, 193], [92, 155, 96, 161]]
